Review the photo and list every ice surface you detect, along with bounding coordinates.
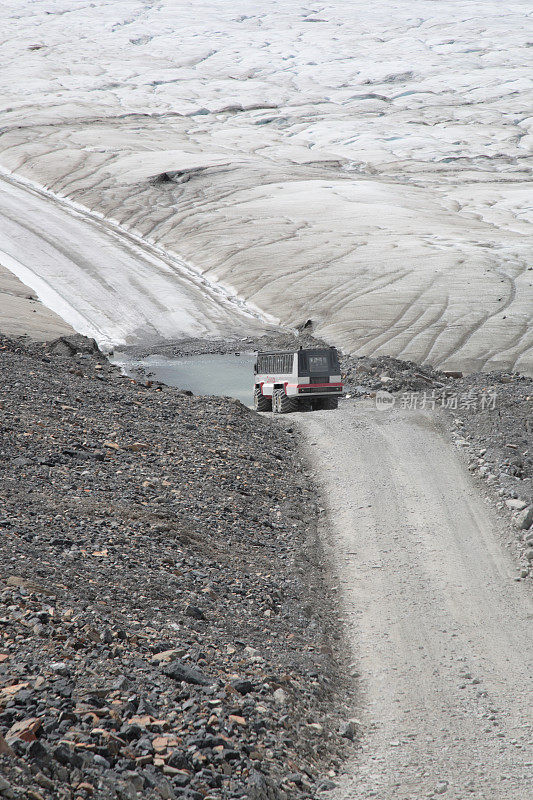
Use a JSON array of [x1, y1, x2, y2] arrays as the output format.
[[1, 1, 531, 372], [0, 176, 271, 351]]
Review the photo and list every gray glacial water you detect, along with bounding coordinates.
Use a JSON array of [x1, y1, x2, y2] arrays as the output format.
[[112, 352, 257, 406]]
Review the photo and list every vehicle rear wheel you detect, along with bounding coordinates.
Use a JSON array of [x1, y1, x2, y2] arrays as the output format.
[[253, 386, 272, 412], [321, 396, 339, 410], [274, 388, 298, 414]]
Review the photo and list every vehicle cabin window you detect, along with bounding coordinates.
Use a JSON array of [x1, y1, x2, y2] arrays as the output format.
[[257, 354, 292, 374], [308, 354, 329, 371]]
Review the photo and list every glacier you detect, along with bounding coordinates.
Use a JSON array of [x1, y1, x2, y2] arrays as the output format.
[[1, 0, 531, 372]]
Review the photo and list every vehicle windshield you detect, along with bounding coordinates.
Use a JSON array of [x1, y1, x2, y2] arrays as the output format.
[[298, 348, 339, 375], [308, 354, 329, 371]]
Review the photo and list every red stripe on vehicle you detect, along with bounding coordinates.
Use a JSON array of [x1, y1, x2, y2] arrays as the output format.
[[291, 382, 343, 389]]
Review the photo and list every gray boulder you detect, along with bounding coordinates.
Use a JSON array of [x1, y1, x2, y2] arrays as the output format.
[[163, 659, 211, 685]]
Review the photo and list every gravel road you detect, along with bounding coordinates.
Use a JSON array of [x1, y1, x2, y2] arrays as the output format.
[[294, 401, 533, 799]]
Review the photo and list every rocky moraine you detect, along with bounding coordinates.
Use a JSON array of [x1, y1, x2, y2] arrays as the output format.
[[0, 331, 531, 800], [0, 335, 351, 800]]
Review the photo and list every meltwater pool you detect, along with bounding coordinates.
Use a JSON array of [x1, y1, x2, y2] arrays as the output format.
[[112, 352, 257, 406]]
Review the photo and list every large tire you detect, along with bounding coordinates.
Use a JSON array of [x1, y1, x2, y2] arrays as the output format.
[[254, 386, 272, 412], [312, 396, 339, 410], [274, 388, 298, 414], [321, 396, 339, 410]]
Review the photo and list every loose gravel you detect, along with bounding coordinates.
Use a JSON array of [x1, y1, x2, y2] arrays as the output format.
[[2, 328, 529, 798], [0, 335, 351, 800]]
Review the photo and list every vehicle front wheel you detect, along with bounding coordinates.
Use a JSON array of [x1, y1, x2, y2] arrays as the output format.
[[253, 386, 272, 412]]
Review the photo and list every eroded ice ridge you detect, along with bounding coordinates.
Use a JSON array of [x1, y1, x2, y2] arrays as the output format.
[[1, 0, 531, 373]]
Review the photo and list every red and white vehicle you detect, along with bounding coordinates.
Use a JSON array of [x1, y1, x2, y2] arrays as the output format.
[[253, 346, 343, 413]]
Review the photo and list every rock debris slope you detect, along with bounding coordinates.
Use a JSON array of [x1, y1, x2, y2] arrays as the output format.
[[1, 0, 531, 373], [0, 336, 348, 799]]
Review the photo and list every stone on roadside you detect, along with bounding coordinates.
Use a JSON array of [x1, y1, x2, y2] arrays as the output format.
[[0, 334, 355, 799], [167, 750, 190, 771], [505, 498, 527, 511], [6, 576, 56, 595], [516, 505, 533, 531], [273, 688, 287, 706], [151, 649, 179, 663], [48, 334, 98, 356], [163, 659, 211, 685], [317, 778, 337, 791], [34, 772, 54, 791], [232, 679, 254, 695], [185, 604, 206, 621], [27, 740, 50, 763], [229, 714, 247, 727], [339, 719, 359, 740], [307, 722, 324, 734], [137, 697, 157, 717], [0, 732, 15, 757], [6, 716, 42, 744]]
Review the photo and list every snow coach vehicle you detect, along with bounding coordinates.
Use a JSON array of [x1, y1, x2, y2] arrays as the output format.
[[253, 346, 343, 413]]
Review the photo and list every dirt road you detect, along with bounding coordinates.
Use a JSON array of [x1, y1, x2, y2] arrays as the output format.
[[295, 401, 533, 799]]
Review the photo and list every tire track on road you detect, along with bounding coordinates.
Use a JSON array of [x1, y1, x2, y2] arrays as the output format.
[[294, 402, 533, 800]]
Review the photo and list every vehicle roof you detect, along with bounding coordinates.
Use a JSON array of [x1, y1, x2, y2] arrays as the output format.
[[256, 347, 336, 356]]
